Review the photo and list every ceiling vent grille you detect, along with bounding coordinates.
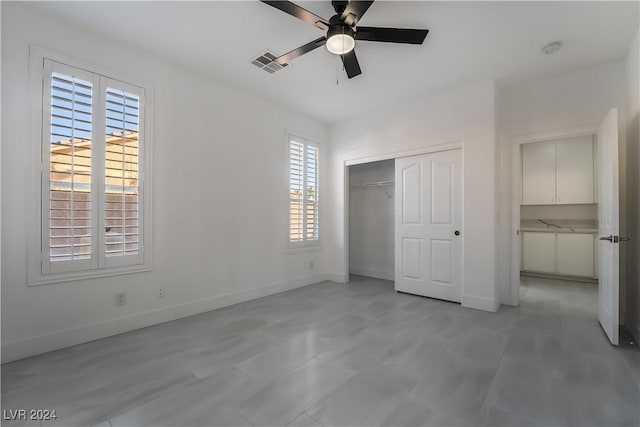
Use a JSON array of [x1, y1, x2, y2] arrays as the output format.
[[251, 51, 288, 74]]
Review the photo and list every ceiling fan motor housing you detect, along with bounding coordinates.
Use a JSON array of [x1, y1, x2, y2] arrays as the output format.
[[327, 20, 355, 39], [326, 15, 356, 55]]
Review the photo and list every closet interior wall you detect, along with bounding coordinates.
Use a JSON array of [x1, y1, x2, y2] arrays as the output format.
[[348, 160, 395, 281]]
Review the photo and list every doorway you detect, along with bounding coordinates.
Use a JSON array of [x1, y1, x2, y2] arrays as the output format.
[[511, 109, 622, 345]]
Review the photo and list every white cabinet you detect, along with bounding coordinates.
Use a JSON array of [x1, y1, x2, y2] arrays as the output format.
[[522, 140, 556, 205], [523, 232, 556, 273], [555, 136, 594, 204], [521, 135, 595, 205], [557, 233, 594, 277], [522, 232, 596, 278]]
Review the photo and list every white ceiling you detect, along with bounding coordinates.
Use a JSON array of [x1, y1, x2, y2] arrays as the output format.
[[31, 1, 639, 123]]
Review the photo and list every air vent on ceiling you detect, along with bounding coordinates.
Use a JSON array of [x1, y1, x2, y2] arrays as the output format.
[[251, 51, 288, 74]]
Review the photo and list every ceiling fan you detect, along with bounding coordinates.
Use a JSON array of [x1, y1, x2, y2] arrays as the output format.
[[258, 0, 429, 79]]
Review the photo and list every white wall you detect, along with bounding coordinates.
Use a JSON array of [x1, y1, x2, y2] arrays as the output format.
[[499, 60, 628, 306], [348, 160, 394, 281], [1, 2, 328, 362], [626, 30, 640, 341], [327, 80, 499, 312]]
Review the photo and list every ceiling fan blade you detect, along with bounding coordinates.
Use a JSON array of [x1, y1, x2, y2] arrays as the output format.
[[274, 37, 327, 65], [355, 26, 429, 44], [260, 1, 329, 30], [341, 1, 374, 26], [341, 50, 362, 79]]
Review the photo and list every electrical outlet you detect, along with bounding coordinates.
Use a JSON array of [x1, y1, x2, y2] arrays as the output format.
[[158, 288, 165, 299], [115, 292, 126, 307]]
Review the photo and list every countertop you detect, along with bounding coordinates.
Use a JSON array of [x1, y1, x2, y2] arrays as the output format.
[[520, 219, 597, 234]]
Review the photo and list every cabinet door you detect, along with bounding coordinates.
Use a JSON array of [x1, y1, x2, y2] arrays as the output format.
[[557, 233, 594, 277], [555, 135, 594, 204], [523, 232, 556, 273], [522, 140, 556, 205]]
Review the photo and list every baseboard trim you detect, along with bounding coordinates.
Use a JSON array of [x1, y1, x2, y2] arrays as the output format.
[[348, 266, 394, 281], [325, 272, 349, 283], [2, 273, 330, 363], [462, 294, 500, 312]]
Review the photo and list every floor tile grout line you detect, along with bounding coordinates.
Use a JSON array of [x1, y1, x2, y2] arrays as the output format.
[[232, 333, 328, 393], [289, 358, 359, 424], [472, 333, 508, 425], [234, 403, 256, 427], [305, 410, 327, 427]]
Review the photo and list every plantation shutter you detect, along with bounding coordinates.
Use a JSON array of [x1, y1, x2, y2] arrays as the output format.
[[44, 61, 99, 273], [102, 78, 144, 268], [305, 145, 319, 241], [288, 137, 319, 247], [41, 59, 145, 275], [289, 141, 304, 242]]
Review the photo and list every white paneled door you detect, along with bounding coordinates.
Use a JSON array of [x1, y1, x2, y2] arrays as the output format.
[[597, 108, 620, 345], [395, 149, 463, 302]]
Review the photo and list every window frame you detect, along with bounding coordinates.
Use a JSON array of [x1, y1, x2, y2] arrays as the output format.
[[28, 46, 153, 285], [287, 134, 320, 251]]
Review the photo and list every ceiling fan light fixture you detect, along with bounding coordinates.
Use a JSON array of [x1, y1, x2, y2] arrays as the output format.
[[326, 25, 355, 55]]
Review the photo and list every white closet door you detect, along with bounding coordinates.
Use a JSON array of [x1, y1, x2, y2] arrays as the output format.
[[522, 140, 556, 205], [555, 135, 594, 204], [395, 149, 463, 302]]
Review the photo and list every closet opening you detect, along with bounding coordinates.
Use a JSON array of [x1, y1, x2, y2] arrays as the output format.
[[346, 146, 464, 303], [348, 159, 395, 284]]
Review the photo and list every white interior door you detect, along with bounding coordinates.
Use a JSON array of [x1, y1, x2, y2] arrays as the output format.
[[395, 149, 463, 302], [597, 108, 620, 345]]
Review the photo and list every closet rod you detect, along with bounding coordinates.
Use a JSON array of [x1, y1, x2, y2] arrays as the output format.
[[352, 180, 395, 188]]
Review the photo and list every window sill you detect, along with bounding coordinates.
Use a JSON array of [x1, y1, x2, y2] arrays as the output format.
[[284, 245, 321, 254], [28, 264, 151, 286]]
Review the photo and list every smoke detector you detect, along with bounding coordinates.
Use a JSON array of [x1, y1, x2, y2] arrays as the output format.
[[542, 41, 563, 55]]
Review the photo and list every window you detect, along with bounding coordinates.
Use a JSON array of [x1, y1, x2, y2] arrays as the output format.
[[288, 136, 319, 248], [29, 49, 151, 284]]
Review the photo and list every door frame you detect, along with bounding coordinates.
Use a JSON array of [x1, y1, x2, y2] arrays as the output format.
[[509, 126, 597, 306], [343, 140, 463, 283]]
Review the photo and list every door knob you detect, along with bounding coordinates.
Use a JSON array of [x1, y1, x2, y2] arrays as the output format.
[[454, 230, 460, 236], [599, 235, 614, 242], [620, 237, 631, 242]]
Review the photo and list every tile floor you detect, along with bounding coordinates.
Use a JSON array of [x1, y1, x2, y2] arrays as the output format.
[[2, 275, 639, 426]]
